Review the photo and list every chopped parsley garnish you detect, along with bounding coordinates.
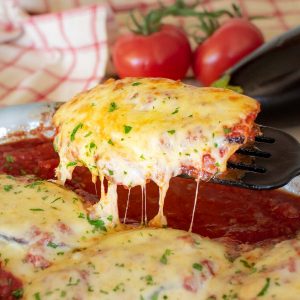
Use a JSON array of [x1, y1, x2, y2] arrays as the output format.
[[108, 139, 114, 145], [143, 274, 154, 285], [192, 263, 203, 271], [215, 162, 220, 167], [240, 259, 257, 272], [67, 277, 80, 286], [66, 161, 77, 167], [108, 102, 118, 112], [53, 143, 58, 152], [87, 216, 107, 232], [167, 130, 176, 135], [11, 288, 23, 298], [107, 215, 113, 222], [115, 263, 125, 267], [3, 185, 13, 192], [84, 131, 92, 137], [78, 212, 85, 219], [5, 155, 14, 163], [160, 249, 173, 264], [132, 82, 142, 86], [89, 142, 97, 152], [70, 123, 83, 141], [47, 241, 59, 249], [257, 278, 271, 297], [124, 125, 132, 134], [34, 292, 41, 300], [25, 181, 43, 188], [29, 208, 44, 211], [171, 107, 179, 114], [223, 127, 232, 134], [60, 291, 67, 297], [140, 154, 145, 160], [108, 169, 114, 176], [214, 142, 218, 148], [112, 282, 125, 292]]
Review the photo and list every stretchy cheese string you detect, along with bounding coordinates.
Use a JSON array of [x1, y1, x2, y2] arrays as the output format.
[[141, 185, 144, 225], [124, 188, 131, 224], [150, 182, 169, 227], [144, 185, 147, 225], [189, 178, 200, 232]]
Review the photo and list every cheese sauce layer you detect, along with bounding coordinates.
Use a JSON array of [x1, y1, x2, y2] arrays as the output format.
[[53, 77, 260, 227], [24, 228, 230, 300], [211, 236, 300, 300], [0, 175, 102, 282]]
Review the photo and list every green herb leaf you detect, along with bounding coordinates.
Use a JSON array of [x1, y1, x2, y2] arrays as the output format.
[[11, 288, 23, 299], [67, 277, 80, 286], [78, 212, 85, 219], [144, 274, 154, 285], [257, 277, 271, 297], [24, 181, 43, 188], [87, 216, 107, 232], [89, 142, 97, 152], [108, 169, 114, 176], [171, 107, 179, 114], [3, 185, 13, 192], [47, 241, 59, 249], [108, 139, 114, 145], [192, 263, 203, 271], [70, 123, 83, 141], [34, 292, 41, 300], [84, 131, 92, 138], [160, 249, 173, 264], [167, 130, 176, 135], [5, 155, 14, 163], [66, 161, 77, 167], [124, 125, 132, 134], [223, 127, 232, 134], [132, 82, 142, 86], [29, 208, 44, 212], [108, 102, 118, 112]]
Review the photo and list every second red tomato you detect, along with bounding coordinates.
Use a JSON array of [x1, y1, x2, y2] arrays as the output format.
[[193, 18, 264, 86]]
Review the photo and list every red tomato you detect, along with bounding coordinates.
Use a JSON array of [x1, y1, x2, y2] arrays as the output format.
[[112, 24, 192, 80], [193, 18, 264, 86]]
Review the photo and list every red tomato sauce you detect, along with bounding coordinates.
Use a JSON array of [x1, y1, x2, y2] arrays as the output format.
[[0, 264, 23, 300], [1, 137, 300, 298]]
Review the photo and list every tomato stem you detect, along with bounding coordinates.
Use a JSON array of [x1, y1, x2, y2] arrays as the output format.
[[129, 0, 239, 36]]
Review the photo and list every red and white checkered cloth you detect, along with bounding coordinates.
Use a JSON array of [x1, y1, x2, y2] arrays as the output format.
[[0, 0, 116, 105], [1, 0, 300, 106]]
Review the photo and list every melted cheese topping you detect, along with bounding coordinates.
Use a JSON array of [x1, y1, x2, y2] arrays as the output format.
[[53, 77, 260, 228], [0, 175, 102, 282], [24, 228, 230, 300], [210, 237, 300, 300]]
